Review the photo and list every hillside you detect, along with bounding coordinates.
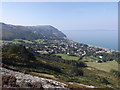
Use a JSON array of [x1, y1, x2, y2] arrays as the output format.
[[2, 45, 120, 89], [1, 22, 67, 40], [1, 22, 120, 89]]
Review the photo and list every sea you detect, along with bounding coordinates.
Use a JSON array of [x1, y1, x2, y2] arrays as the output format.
[[63, 30, 118, 50]]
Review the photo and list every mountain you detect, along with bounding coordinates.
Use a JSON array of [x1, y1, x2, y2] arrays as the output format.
[[1, 22, 67, 40]]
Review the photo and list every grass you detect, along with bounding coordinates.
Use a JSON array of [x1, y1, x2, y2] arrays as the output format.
[[3, 40, 22, 44], [14, 39, 33, 44], [2, 39, 46, 44], [36, 51, 49, 54], [30, 72, 56, 79], [4, 60, 119, 88], [86, 61, 119, 72], [3, 39, 33, 44], [55, 54, 79, 60], [80, 67, 119, 88], [81, 56, 101, 62]]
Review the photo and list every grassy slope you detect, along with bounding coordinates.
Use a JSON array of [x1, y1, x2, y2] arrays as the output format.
[[81, 56, 101, 61], [3, 39, 45, 44], [2, 41, 119, 88], [55, 54, 79, 60], [86, 61, 118, 72], [55, 54, 118, 73], [80, 67, 119, 88], [3, 39, 31, 44]]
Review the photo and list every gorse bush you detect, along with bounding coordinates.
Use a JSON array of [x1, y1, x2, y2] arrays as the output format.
[[110, 69, 120, 78], [2, 45, 36, 65]]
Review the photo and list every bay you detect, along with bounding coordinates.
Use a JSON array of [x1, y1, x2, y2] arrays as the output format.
[[63, 30, 118, 50]]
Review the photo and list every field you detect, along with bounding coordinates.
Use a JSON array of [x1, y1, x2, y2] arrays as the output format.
[[2, 39, 47, 44], [3, 39, 33, 44], [3, 40, 21, 44], [80, 56, 101, 62], [86, 61, 119, 72], [55, 54, 79, 60], [55, 54, 119, 73]]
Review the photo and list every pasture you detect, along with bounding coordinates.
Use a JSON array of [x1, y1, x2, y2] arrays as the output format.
[[86, 61, 119, 72], [55, 54, 79, 60]]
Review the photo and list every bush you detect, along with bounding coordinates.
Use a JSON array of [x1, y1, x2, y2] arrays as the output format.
[[2, 45, 36, 65], [110, 69, 120, 78], [70, 68, 84, 76], [99, 78, 110, 85], [77, 61, 87, 67]]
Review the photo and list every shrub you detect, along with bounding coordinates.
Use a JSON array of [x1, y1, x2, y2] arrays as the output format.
[[99, 78, 110, 85], [77, 61, 87, 67], [110, 69, 120, 78]]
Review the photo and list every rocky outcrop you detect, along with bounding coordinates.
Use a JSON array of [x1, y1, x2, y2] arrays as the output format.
[[1, 67, 68, 89]]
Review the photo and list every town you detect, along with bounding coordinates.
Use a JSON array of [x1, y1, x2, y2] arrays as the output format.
[[2, 38, 119, 62]]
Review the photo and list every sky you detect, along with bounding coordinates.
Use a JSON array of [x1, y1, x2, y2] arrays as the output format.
[[1, 2, 118, 31]]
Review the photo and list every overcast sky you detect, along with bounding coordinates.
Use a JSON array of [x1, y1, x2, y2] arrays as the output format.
[[1, 2, 118, 31]]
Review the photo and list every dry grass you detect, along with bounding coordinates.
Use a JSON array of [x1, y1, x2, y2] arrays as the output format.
[[86, 61, 118, 72]]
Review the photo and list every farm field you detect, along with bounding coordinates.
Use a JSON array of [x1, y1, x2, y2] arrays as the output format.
[[3, 39, 33, 44], [2, 39, 46, 44], [86, 61, 119, 72], [55, 54, 79, 60]]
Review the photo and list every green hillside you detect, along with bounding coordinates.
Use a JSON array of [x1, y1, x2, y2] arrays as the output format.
[[2, 45, 120, 88]]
